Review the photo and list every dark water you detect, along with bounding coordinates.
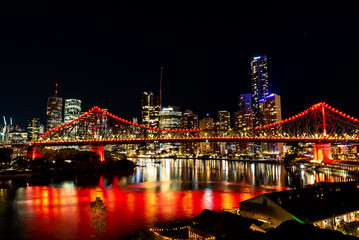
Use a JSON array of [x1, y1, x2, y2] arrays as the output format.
[[0, 158, 356, 239]]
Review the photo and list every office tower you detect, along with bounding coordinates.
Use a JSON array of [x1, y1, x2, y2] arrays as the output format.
[[181, 110, 198, 129], [159, 106, 182, 152], [239, 93, 252, 110], [234, 110, 253, 134], [181, 110, 199, 155], [251, 55, 269, 127], [259, 93, 282, 132], [259, 93, 283, 155], [141, 91, 160, 128], [159, 106, 182, 129], [218, 110, 231, 130], [27, 118, 41, 141], [46, 85, 63, 131], [198, 116, 214, 155], [64, 99, 82, 123]]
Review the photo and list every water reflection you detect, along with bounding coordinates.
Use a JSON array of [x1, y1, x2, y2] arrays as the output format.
[[0, 158, 357, 239]]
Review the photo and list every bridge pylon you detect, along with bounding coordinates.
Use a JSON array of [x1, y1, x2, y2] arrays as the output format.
[[312, 143, 332, 163], [90, 144, 105, 161], [28, 146, 43, 160]]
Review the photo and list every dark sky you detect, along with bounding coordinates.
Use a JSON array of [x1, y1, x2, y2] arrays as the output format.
[[1, 2, 359, 128]]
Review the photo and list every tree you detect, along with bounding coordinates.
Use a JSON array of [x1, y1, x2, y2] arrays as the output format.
[[90, 197, 107, 239], [0, 148, 13, 166]]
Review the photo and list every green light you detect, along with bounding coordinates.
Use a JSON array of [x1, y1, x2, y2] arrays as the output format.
[[292, 215, 305, 224]]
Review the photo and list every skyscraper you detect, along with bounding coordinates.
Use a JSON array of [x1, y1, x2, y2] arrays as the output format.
[[181, 110, 199, 154], [64, 99, 82, 123], [46, 85, 63, 131], [27, 118, 41, 141], [218, 110, 231, 130], [159, 106, 182, 129], [251, 55, 269, 127], [141, 91, 160, 128], [239, 93, 252, 111], [259, 93, 283, 155]]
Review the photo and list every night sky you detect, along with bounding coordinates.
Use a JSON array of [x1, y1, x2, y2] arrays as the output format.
[[1, 2, 359, 128]]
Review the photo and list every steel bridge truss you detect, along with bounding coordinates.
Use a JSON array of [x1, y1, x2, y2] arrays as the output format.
[[37, 106, 201, 143], [255, 102, 359, 140]]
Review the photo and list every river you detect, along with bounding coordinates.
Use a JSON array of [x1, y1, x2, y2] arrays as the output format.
[[0, 158, 356, 239]]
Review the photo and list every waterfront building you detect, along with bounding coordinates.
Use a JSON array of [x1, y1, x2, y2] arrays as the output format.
[[9, 127, 27, 143], [46, 88, 63, 131], [259, 93, 283, 156], [198, 115, 214, 155], [27, 118, 41, 141], [251, 55, 269, 127], [180, 110, 199, 155], [234, 109, 254, 154], [64, 99, 82, 123], [141, 91, 160, 128], [238, 181, 359, 230], [159, 106, 182, 152]]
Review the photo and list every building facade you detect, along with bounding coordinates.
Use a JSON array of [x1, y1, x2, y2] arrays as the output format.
[[159, 106, 182, 129], [141, 91, 160, 128], [239, 93, 252, 111], [259, 93, 283, 155], [64, 99, 82, 123], [180, 110, 199, 155], [27, 118, 41, 141], [251, 55, 269, 127], [46, 96, 63, 131]]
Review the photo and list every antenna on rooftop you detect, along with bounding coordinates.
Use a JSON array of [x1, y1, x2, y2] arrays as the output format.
[[3, 116, 6, 126], [55, 83, 58, 97], [160, 66, 163, 109]]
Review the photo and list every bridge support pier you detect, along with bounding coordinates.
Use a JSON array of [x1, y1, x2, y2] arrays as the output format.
[[312, 143, 332, 163], [28, 146, 43, 160], [91, 145, 105, 161]]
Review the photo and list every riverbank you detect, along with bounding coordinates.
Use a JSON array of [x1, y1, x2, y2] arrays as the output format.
[[0, 159, 136, 180]]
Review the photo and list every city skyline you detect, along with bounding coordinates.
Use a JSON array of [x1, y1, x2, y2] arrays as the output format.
[[1, 2, 359, 127]]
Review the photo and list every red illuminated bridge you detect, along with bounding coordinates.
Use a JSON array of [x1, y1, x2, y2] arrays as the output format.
[[27, 102, 359, 161]]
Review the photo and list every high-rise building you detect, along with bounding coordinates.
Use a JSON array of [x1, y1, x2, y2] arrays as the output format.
[[181, 110, 198, 129], [64, 99, 82, 123], [27, 118, 41, 141], [46, 96, 63, 131], [234, 109, 253, 134], [159, 106, 182, 129], [259, 93, 283, 155], [198, 116, 214, 155], [218, 110, 231, 130], [46, 85, 63, 131], [141, 91, 160, 128], [259, 93, 282, 132], [239, 94, 252, 110], [180, 110, 199, 155], [251, 55, 269, 127]]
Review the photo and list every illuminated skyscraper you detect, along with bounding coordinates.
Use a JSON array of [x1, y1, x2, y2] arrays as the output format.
[[159, 106, 182, 129], [141, 91, 160, 128], [218, 110, 231, 130], [239, 93, 252, 110], [259, 93, 283, 155], [64, 99, 82, 123], [181, 110, 199, 154], [46, 85, 63, 131], [251, 55, 269, 127], [27, 118, 41, 141]]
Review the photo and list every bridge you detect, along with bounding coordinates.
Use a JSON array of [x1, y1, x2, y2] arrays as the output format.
[[3, 102, 359, 162]]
